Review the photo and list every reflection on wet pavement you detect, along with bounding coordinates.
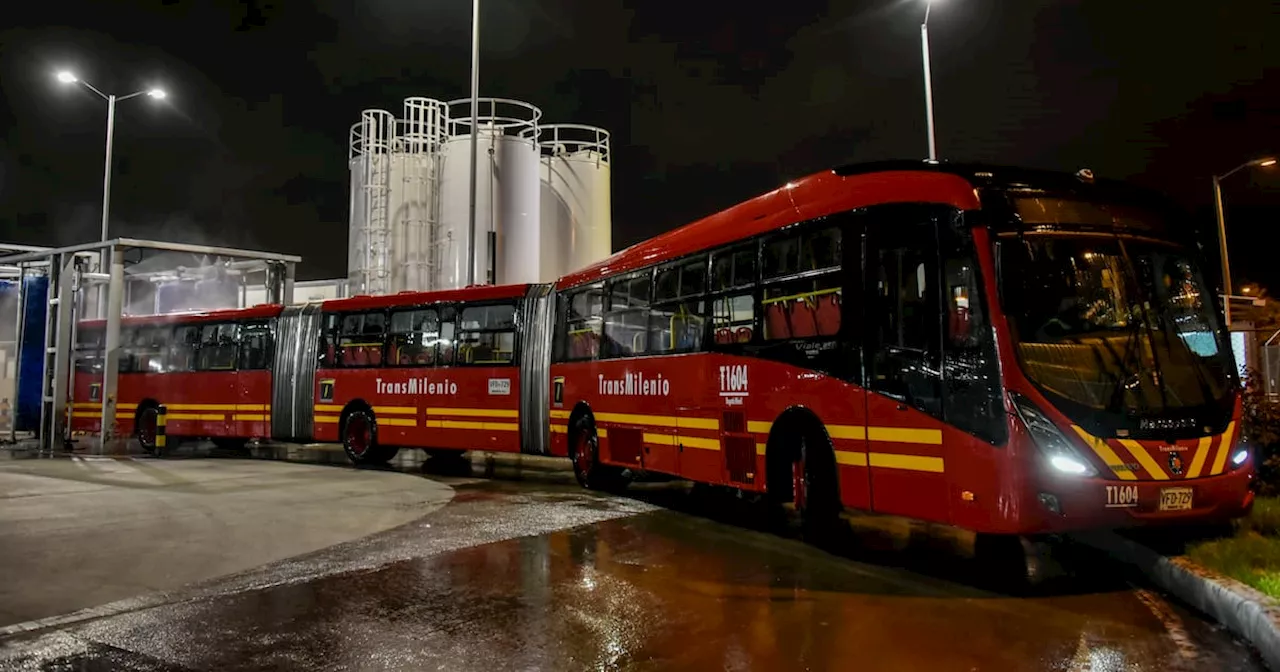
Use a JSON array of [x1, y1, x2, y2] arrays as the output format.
[[0, 475, 1265, 671]]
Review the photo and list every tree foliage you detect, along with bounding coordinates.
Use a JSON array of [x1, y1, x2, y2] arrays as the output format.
[[1240, 369, 1280, 495]]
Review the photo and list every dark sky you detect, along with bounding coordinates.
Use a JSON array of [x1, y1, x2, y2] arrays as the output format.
[[1, 0, 1277, 286]]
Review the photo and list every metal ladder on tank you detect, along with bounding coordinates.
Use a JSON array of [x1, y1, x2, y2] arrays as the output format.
[[364, 151, 392, 296]]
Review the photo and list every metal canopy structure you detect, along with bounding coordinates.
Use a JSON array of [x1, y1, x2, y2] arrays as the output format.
[[0, 238, 300, 454]]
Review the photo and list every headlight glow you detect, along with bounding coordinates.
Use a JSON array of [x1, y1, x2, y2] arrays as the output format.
[[1232, 449, 1249, 466], [1011, 392, 1098, 478]]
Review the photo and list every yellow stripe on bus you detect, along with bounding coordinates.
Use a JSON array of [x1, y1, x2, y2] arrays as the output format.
[[596, 412, 720, 431], [1118, 439, 1169, 481], [380, 418, 417, 427], [827, 424, 866, 440], [166, 404, 238, 411], [426, 407, 519, 418], [1187, 436, 1213, 479], [315, 415, 341, 424], [71, 411, 101, 418], [550, 424, 567, 434], [1071, 426, 1138, 481], [167, 413, 225, 421], [868, 453, 945, 473], [315, 404, 344, 413], [550, 409, 571, 419], [1210, 422, 1236, 476], [236, 404, 270, 411], [835, 450, 868, 466], [425, 419, 519, 432], [234, 414, 268, 422], [372, 406, 417, 415], [867, 427, 943, 445]]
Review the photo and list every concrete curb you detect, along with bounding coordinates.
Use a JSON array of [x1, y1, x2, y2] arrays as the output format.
[[1076, 530, 1280, 670], [465, 451, 573, 474]]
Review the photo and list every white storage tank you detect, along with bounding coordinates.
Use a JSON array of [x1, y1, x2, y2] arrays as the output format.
[[388, 98, 448, 293], [537, 124, 613, 276], [347, 109, 396, 295], [437, 98, 542, 288]]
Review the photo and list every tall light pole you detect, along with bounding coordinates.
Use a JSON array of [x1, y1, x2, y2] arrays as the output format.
[[465, 0, 481, 286], [1213, 156, 1276, 325], [55, 71, 167, 243], [921, 0, 941, 162]]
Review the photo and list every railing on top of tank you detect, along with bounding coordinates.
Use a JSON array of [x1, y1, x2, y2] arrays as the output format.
[[445, 98, 542, 138], [400, 97, 450, 153], [349, 109, 397, 159], [523, 124, 611, 165]]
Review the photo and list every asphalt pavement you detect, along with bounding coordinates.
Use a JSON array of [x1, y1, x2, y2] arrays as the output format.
[[0, 451, 1266, 671]]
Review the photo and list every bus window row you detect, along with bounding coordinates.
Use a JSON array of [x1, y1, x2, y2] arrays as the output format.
[[558, 221, 843, 361], [74, 321, 274, 373], [317, 302, 519, 369]]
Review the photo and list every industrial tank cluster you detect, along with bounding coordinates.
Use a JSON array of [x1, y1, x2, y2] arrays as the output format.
[[348, 97, 613, 295]]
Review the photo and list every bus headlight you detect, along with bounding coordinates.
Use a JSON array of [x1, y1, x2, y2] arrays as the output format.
[[1011, 393, 1098, 478], [1231, 449, 1249, 467]]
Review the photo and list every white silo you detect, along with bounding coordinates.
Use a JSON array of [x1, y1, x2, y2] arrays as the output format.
[[347, 109, 396, 296], [537, 124, 613, 276], [437, 98, 542, 288], [389, 97, 448, 293]]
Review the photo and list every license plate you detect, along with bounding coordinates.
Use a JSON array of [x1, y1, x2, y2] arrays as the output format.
[[1158, 487, 1193, 512]]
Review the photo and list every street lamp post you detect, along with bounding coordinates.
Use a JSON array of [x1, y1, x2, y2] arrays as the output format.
[[465, 0, 480, 287], [1213, 156, 1277, 325], [921, 0, 941, 162], [55, 71, 167, 243]]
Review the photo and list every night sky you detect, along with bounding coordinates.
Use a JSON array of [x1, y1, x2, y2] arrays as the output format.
[[1, 0, 1277, 287]]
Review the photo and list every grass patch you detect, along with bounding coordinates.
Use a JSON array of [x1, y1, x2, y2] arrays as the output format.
[[1186, 497, 1280, 599]]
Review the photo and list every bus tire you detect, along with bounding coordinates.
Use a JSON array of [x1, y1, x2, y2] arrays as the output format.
[[796, 428, 843, 544], [135, 404, 162, 456], [569, 416, 627, 491], [341, 408, 396, 465], [974, 533, 1047, 590]]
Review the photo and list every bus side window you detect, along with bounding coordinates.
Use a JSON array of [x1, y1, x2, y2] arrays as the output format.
[[868, 208, 942, 416], [338, 312, 386, 368], [239, 320, 274, 370], [317, 313, 337, 369], [604, 274, 650, 357], [169, 325, 199, 372], [74, 326, 105, 373], [940, 214, 1005, 444], [649, 257, 707, 354], [197, 323, 239, 371], [762, 226, 841, 341], [564, 285, 605, 360], [389, 308, 441, 367], [710, 244, 756, 346], [457, 303, 516, 365]]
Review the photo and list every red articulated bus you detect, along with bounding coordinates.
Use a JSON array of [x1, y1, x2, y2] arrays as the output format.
[[68, 161, 1255, 549], [547, 161, 1254, 544], [70, 283, 554, 462]]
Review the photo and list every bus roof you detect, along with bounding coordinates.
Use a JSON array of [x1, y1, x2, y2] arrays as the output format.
[[555, 163, 981, 290], [555, 161, 1168, 291], [320, 283, 531, 312]]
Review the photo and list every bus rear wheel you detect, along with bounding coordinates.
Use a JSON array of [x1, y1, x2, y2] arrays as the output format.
[[570, 418, 627, 491], [342, 409, 397, 465], [135, 405, 162, 456]]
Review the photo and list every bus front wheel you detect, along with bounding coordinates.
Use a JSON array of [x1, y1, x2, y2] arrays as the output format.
[[342, 409, 397, 465], [569, 417, 627, 491]]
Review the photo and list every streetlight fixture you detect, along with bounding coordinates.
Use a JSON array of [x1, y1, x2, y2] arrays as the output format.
[[55, 70, 168, 243], [1213, 156, 1276, 325], [920, 0, 942, 162]]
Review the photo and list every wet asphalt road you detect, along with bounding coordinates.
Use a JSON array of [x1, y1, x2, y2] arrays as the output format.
[[0, 456, 1267, 671]]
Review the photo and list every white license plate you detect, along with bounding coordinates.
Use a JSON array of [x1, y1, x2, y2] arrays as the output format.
[[1158, 487, 1194, 512]]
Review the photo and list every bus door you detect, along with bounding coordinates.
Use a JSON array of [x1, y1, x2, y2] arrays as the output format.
[[195, 322, 240, 438], [236, 320, 274, 438], [863, 207, 950, 522]]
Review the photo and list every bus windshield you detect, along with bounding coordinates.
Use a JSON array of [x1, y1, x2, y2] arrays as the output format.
[[999, 233, 1235, 420]]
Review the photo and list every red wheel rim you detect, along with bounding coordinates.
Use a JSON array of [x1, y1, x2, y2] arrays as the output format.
[[138, 410, 157, 447], [346, 415, 370, 457], [574, 432, 594, 475], [792, 457, 807, 511]]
